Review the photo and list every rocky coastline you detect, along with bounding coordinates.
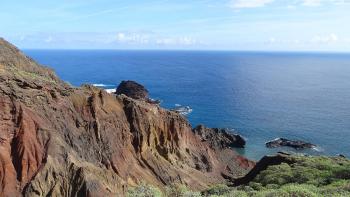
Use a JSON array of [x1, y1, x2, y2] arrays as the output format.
[[0, 38, 349, 196]]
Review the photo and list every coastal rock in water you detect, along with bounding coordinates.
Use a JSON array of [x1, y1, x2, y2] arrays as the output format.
[[0, 38, 254, 196], [193, 125, 246, 149], [266, 138, 316, 149], [116, 80, 149, 100]]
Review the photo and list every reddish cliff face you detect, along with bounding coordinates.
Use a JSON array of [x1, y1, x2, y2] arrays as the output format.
[[0, 38, 254, 196]]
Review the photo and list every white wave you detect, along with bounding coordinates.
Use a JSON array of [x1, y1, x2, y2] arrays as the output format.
[[312, 146, 324, 152], [92, 84, 112, 87], [171, 105, 193, 115], [105, 89, 116, 94]]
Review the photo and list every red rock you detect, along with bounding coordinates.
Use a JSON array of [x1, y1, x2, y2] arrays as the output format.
[[0, 38, 254, 196]]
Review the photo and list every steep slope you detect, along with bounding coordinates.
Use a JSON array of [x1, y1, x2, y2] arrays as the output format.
[[0, 38, 253, 196]]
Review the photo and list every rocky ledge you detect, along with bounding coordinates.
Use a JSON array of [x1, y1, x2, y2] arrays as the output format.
[[0, 38, 254, 196], [193, 125, 246, 149], [266, 138, 316, 149]]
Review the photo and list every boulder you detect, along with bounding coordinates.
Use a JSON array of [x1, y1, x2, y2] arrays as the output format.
[[116, 80, 149, 100], [193, 125, 246, 149], [266, 138, 315, 149]]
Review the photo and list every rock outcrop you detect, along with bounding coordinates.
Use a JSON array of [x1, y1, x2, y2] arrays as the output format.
[[0, 38, 254, 196], [233, 152, 294, 186], [193, 125, 246, 149], [266, 138, 316, 149], [116, 80, 149, 100]]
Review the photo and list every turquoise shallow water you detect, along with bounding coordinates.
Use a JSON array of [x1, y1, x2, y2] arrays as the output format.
[[25, 50, 350, 160]]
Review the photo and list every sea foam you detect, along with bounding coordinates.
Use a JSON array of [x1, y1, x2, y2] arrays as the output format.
[[93, 84, 112, 87]]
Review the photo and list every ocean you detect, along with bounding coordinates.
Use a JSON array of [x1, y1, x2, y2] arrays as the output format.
[[25, 50, 350, 160]]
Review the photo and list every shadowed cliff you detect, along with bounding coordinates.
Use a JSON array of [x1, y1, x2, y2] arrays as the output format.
[[0, 38, 254, 196]]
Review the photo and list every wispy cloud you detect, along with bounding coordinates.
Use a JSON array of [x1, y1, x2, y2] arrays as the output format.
[[156, 36, 199, 46], [302, 0, 322, 6], [11, 32, 202, 49], [229, 0, 350, 9], [115, 32, 150, 44], [311, 33, 338, 43], [229, 0, 274, 8]]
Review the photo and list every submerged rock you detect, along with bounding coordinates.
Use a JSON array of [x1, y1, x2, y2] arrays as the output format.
[[116, 80, 149, 100], [266, 138, 316, 149], [193, 125, 246, 149]]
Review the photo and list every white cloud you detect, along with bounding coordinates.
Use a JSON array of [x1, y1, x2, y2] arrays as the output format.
[[302, 0, 322, 6], [156, 36, 198, 46], [311, 33, 338, 43], [44, 36, 53, 43], [330, 0, 350, 5], [229, 0, 350, 9], [115, 32, 150, 44], [229, 0, 274, 8], [287, 5, 297, 9], [269, 37, 276, 43], [301, 0, 350, 7]]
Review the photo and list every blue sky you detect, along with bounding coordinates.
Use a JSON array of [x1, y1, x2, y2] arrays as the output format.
[[1, 0, 350, 51]]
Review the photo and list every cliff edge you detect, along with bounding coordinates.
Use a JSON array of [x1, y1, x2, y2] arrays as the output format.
[[0, 38, 253, 196]]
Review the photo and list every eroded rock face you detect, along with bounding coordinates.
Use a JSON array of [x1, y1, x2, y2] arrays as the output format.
[[116, 80, 149, 100], [193, 125, 246, 149], [0, 38, 254, 196], [265, 138, 316, 149]]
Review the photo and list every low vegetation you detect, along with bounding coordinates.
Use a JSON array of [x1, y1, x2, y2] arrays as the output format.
[[127, 156, 350, 197], [9, 65, 57, 84]]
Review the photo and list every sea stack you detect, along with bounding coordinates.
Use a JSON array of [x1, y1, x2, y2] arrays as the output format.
[[116, 80, 149, 100]]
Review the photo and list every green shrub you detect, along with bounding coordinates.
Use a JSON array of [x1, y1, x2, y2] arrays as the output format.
[[128, 156, 350, 197], [127, 183, 163, 197], [165, 184, 201, 197], [204, 184, 232, 196], [251, 156, 350, 188], [249, 182, 264, 191], [279, 184, 318, 197], [226, 190, 249, 197]]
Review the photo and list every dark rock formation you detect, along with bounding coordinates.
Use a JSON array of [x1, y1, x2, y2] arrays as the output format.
[[193, 125, 246, 149], [266, 138, 316, 149], [337, 154, 346, 158], [116, 80, 149, 100], [0, 38, 254, 196], [233, 152, 294, 186]]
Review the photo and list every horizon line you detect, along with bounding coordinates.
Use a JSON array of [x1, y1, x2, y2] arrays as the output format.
[[21, 48, 350, 54]]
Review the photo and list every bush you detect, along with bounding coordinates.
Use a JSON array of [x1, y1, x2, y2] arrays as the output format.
[[127, 183, 163, 197], [165, 184, 201, 197], [127, 156, 350, 197], [279, 184, 318, 197], [204, 184, 232, 196], [251, 156, 350, 188], [226, 190, 249, 197]]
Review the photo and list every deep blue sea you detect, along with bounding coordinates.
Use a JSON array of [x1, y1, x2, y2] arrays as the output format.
[[25, 50, 350, 160]]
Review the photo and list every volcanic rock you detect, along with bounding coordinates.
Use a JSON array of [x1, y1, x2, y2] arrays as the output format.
[[233, 152, 293, 186], [0, 38, 254, 196], [266, 138, 316, 149], [116, 80, 149, 100], [193, 125, 246, 149]]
